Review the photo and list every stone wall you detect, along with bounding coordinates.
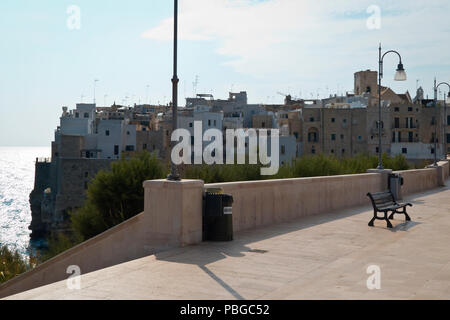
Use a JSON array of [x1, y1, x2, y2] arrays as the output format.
[[28, 158, 114, 239], [396, 160, 449, 196], [205, 173, 383, 233]]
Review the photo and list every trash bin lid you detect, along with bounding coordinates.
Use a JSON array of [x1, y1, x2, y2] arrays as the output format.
[[205, 187, 224, 194]]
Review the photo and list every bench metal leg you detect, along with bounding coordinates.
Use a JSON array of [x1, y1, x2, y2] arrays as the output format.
[[369, 211, 393, 228], [368, 210, 377, 227], [389, 208, 411, 222], [384, 211, 393, 228], [404, 211, 411, 221]]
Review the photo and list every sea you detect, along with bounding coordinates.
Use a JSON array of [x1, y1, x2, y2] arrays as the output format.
[[0, 147, 51, 254]]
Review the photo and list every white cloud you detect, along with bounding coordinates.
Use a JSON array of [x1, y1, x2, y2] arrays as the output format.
[[142, 0, 450, 98]]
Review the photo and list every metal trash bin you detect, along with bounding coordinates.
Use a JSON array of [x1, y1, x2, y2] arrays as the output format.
[[203, 188, 233, 241], [388, 173, 403, 201]]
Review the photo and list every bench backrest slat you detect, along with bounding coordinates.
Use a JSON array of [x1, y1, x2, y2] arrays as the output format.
[[367, 191, 395, 209]]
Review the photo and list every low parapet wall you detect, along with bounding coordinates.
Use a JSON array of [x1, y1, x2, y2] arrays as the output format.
[[395, 160, 449, 196], [205, 173, 384, 233], [0, 179, 203, 299], [1, 162, 448, 299], [0, 212, 151, 299]]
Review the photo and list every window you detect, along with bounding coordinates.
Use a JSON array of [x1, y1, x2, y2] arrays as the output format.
[[214, 120, 217, 126], [343, 119, 347, 124], [447, 115, 450, 126], [408, 132, 413, 143], [376, 147, 379, 154], [125, 145, 135, 151], [447, 134, 450, 144], [262, 122, 266, 128], [106, 130, 110, 136], [281, 145, 286, 155], [308, 132, 318, 142], [191, 136, 194, 145], [342, 149, 345, 154], [431, 133, 436, 143], [143, 144, 147, 150], [394, 107, 400, 112], [431, 148, 435, 154], [331, 149, 334, 154], [294, 132, 299, 139], [309, 117, 315, 122], [127, 131, 130, 135], [394, 118, 400, 128], [311, 147, 316, 154], [357, 136, 362, 141], [402, 148, 407, 154], [331, 118, 336, 123], [431, 117, 436, 125], [340, 134, 344, 140], [408, 107, 413, 112], [189, 123, 193, 128], [84, 182, 88, 190], [84, 172, 89, 178], [75, 113, 79, 118], [398, 132, 402, 143], [331, 134, 336, 141], [84, 112, 89, 118], [208, 120, 211, 126], [114, 145, 119, 155]]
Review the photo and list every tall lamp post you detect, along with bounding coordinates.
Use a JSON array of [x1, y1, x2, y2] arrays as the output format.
[[167, 0, 181, 181], [377, 44, 407, 169], [433, 80, 450, 166]]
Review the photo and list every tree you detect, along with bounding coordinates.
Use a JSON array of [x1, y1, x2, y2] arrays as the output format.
[[71, 152, 167, 241]]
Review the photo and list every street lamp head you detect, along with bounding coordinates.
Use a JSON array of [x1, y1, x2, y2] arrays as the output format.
[[394, 63, 407, 81], [446, 91, 450, 104]]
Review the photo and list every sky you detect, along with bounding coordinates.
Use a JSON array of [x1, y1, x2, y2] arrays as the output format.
[[0, 0, 449, 146]]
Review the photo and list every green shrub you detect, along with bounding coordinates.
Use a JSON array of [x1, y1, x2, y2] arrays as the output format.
[[183, 163, 263, 183], [71, 151, 167, 241], [185, 153, 411, 182], [0, 245, 37, 284]]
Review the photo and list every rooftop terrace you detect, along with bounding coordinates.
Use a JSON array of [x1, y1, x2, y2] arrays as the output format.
[[5, 184, 450, 300]]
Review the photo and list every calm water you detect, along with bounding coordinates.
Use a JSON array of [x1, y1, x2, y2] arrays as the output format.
[[0, 147, 50, 254]]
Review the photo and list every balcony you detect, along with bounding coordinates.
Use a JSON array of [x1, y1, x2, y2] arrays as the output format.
[[370, 128, 386, 136], [392, 124, 419, 129]]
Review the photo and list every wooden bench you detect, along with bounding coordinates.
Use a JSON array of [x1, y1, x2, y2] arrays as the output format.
[[367, 191, 412, 228]]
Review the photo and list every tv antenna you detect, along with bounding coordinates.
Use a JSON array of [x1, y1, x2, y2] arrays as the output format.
[[93, 79, 99, 104], [193, 75, 199, 96]]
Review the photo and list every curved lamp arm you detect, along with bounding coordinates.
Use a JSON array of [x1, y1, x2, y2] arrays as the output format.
[[436, 82, 450, 90], [380, 50, 405, 80]]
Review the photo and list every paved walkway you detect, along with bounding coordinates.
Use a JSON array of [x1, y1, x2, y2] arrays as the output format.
[[6, 185, 450, 300]]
